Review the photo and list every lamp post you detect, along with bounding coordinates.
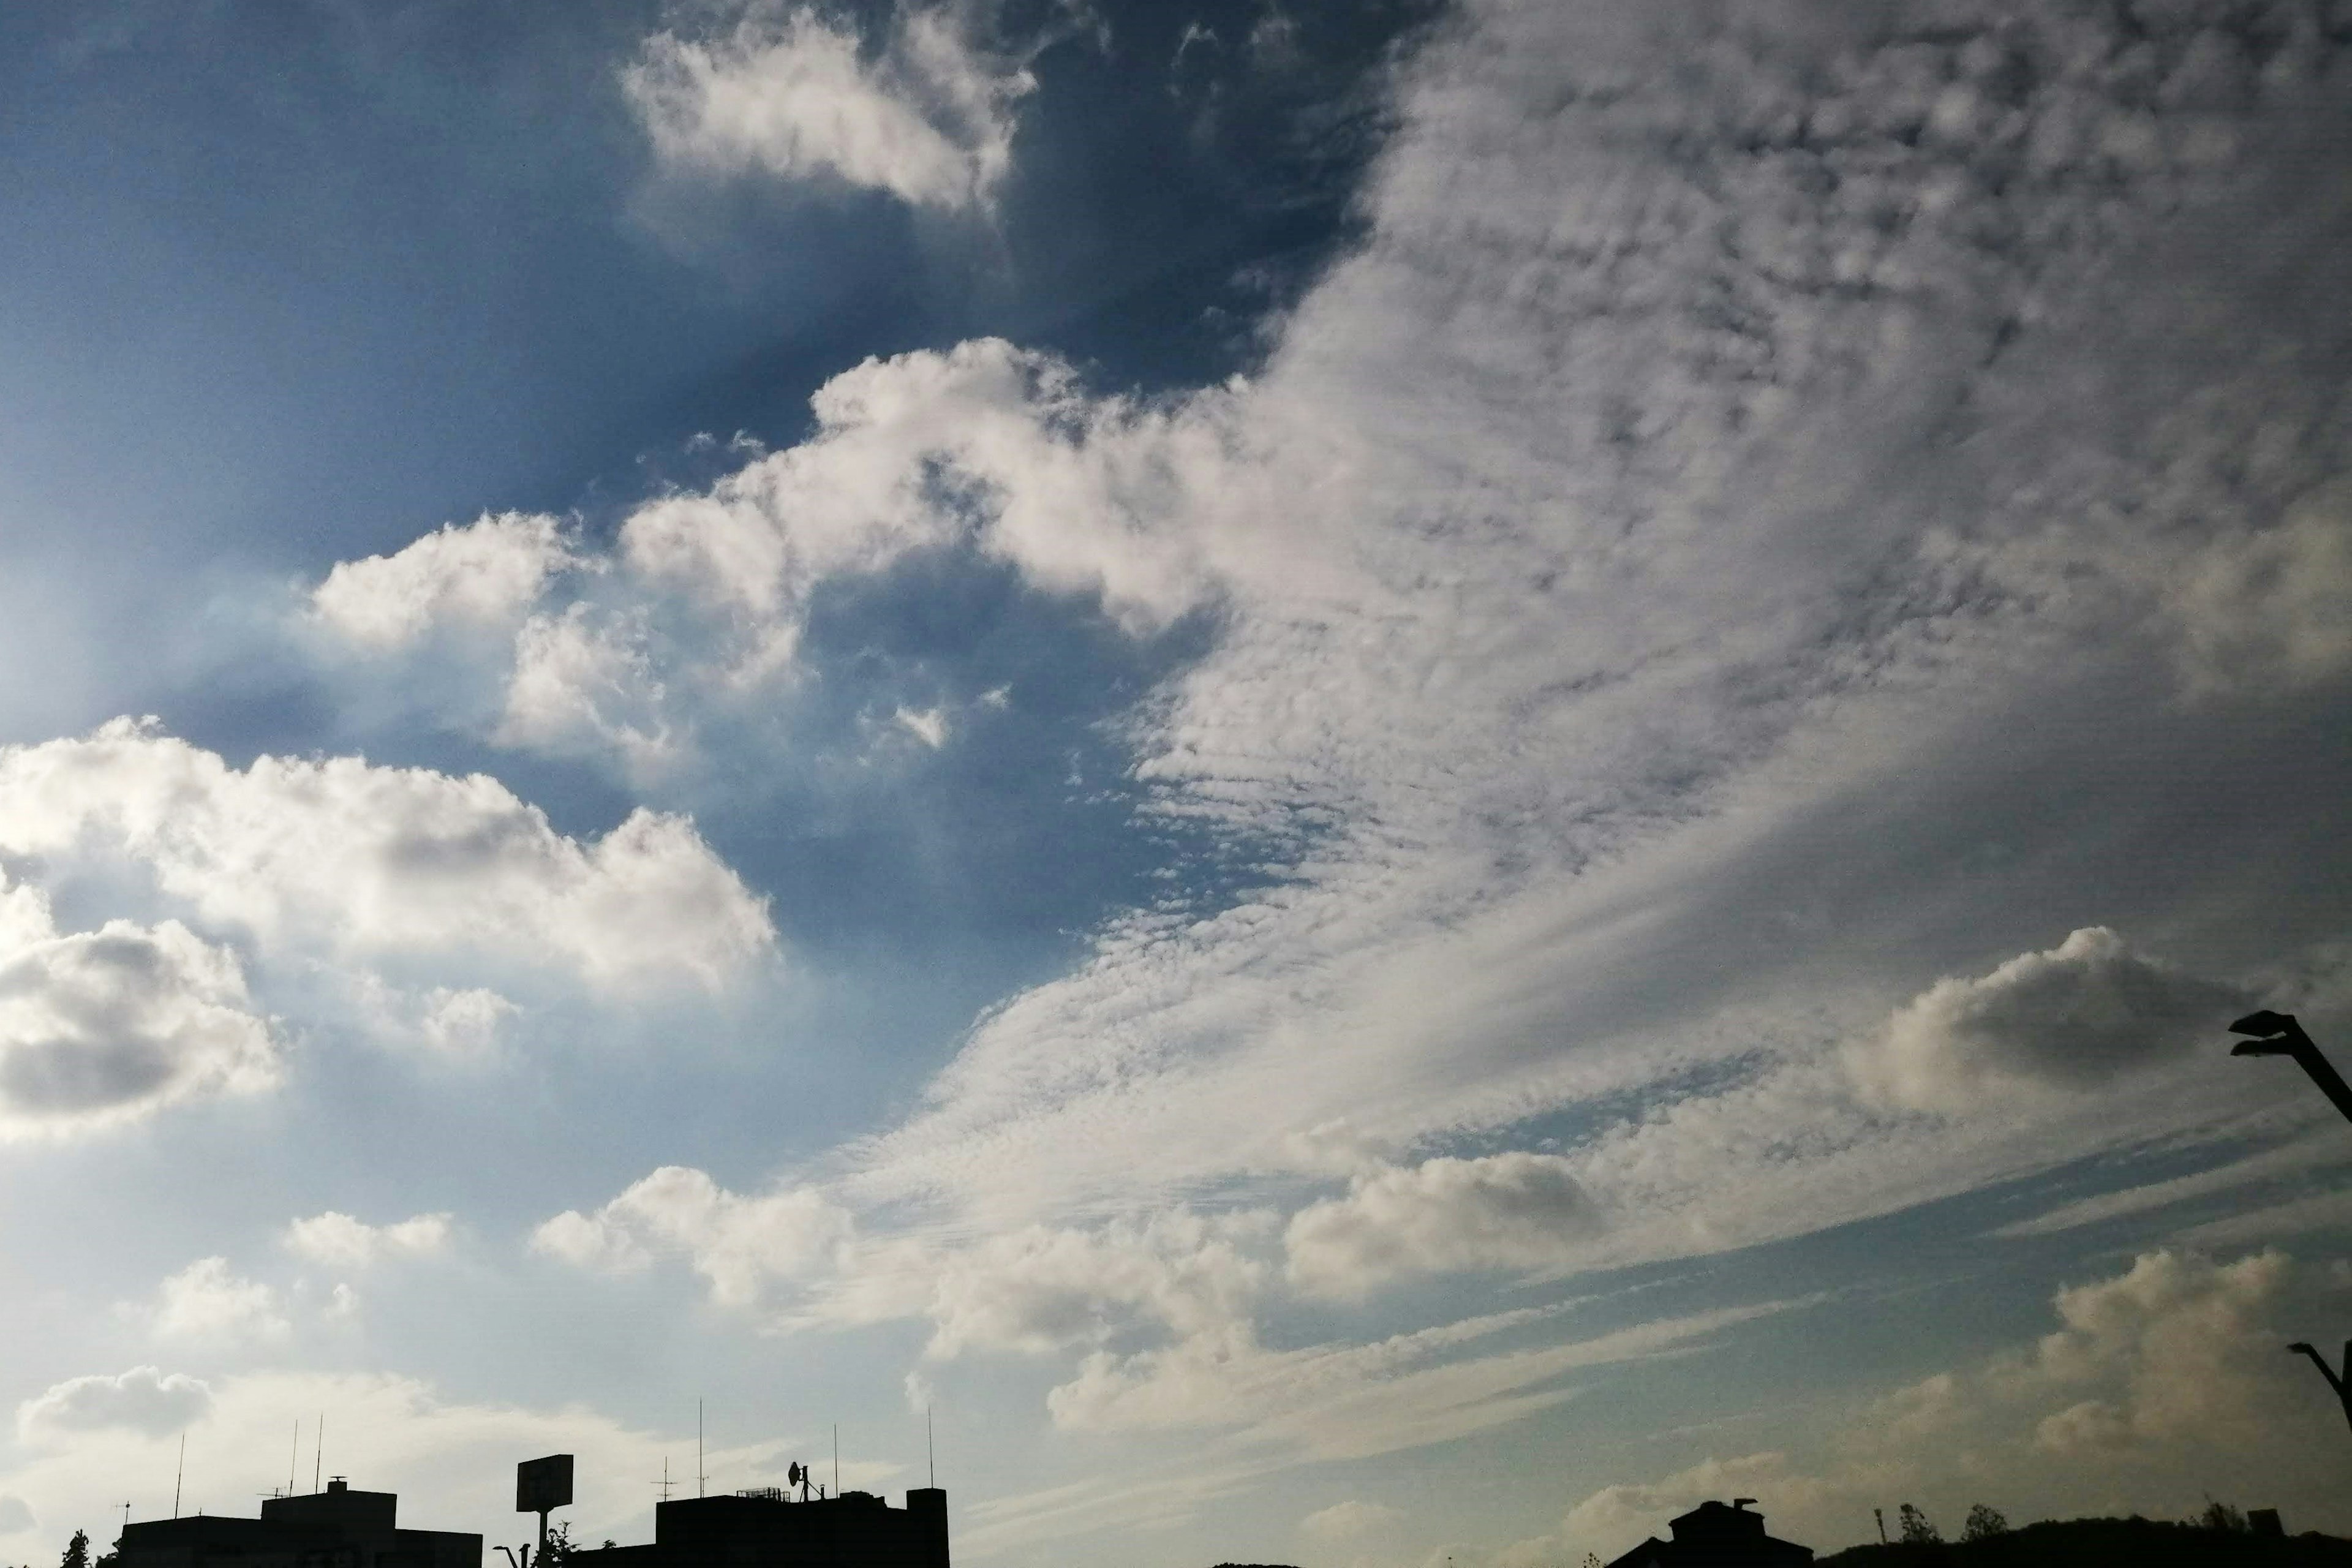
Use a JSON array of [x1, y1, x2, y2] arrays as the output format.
[[2226, 1012, 2352, 1125], [2288, 1342, 2352, 1437], [2234, 1014, 2352, 1446]]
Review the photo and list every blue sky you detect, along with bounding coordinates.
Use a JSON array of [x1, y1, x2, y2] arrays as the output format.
[[1, 1, 2350, 1563]]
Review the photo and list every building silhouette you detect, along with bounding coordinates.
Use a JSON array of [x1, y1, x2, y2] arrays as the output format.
[[1604, 1500, 1811, 1568], [114, 1479, 481, 1568], [569, 1487, 948, 1568]]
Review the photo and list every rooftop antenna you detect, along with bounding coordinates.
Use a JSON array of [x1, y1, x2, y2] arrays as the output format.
[[122, 1501, 131, 1534], [698, 1400, 706, 1499], [288, 1419, 300, 1499], [314, 1412, 324, 1493], [832, 1425, 838, 1496], [926, 1408, 934, 1490], [174, 1433, 186, 1519], [654, 1458, 674, 1503]]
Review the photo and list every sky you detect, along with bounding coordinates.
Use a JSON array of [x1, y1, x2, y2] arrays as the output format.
[[0, 0, 2349, 1563]]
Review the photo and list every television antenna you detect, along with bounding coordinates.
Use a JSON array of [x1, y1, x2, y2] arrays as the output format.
[[174, 1434, 186, 1519], [653, 1459, 674, 1503]]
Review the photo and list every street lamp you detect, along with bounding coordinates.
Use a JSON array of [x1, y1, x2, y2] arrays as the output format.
[[2288, 1342, 2352, 1437], [2227, 1011, 2352, 1125]]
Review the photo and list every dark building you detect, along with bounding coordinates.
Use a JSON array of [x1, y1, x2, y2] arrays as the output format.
[[1604, 1500, 1811, 1568], [115, 1479, 481, 1568], [569, 1488, 948, 1568]]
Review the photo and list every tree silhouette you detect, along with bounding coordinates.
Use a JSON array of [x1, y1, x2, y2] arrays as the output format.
[[2200, 1500, 2249, 1533], [1897, 1505, 1940, 1545], [59, 1532, 88, 1568], [1961, 1504, 2008, 1542]]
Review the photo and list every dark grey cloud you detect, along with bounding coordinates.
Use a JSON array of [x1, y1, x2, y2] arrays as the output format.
[[0, 880, 278, 1135]]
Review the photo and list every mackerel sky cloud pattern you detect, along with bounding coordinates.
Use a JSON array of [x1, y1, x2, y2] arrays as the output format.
[[0, 1, 2345, 1564]]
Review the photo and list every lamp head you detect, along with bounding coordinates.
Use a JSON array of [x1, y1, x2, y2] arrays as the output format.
[[2230, 1011, 2309, 1056]]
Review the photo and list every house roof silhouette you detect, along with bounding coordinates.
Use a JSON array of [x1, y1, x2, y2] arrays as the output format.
[[1602, 1499, 1812, 1568]]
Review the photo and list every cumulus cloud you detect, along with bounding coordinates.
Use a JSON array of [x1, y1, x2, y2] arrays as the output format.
[[495, 604, 674, 769], [0, 720, 774, 997], [1559, 1247, 2352, 1555], [2020, 1248, 2297, 1455], [1286, 1154, 1605, 1297], [1300, 1500, 1404, 1542], [142, 1257, 290, 1345], [16, 1367, 211, 1446], [309, 513, 576, 650], [1847, 929, 2250, 1113], [532, 1166, 853, 1308], [919, 1212, 1268, 1360], [0, 872, 275, 1137], [625, 4, 1034, 211], [283, 1212, 452, 1270]]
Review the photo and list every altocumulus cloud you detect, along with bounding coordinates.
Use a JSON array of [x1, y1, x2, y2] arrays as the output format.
[[16, 1367, 211, 1446], [0, 872, 274, 1138], [1847, 928, 2252, 1114], [625, 1, 1035, 212]]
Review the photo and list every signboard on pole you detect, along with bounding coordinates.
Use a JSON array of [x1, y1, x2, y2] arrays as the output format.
[[516, 1455, 574, 1515]]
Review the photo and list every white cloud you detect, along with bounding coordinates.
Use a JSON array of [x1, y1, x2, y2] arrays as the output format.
[[532, 1166, 853, 1308], [0, 720, 774, 997], [1847, 929, 2250, 1114], [2169, 474, 2352, 695], [310, 513, 575, 650], [1285, 1154, 1606, 1298], [1301, 1500, 1404, 1542], [894, 706, 948, 748], [919, 1212, 1268, 1360], [625, 4, 1034, 211], [142, 1257, 290, 1346], [16, 1367, 211, 1446], [496, 603, 675, 771], [283, 1211, 453, 1270], [0, 871, 276, 1138]]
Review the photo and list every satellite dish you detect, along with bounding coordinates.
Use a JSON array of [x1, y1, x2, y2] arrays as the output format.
[[788, 1463, 802, 1487]]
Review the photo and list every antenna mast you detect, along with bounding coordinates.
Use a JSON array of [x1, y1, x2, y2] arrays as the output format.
[[698, 1400, 705, 1499], [926, 1408, 934, 1489], [832, 1425, 838, 1496], [174, 1433, 186, 1518], [288, 1420, 300, 1498], [314, 1412, 324, 1493]]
